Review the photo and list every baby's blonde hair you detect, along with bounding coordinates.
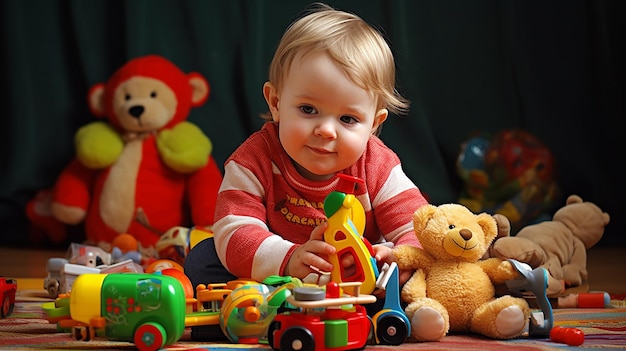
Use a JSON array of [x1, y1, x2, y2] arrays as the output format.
[[265, 3, 410, 121]]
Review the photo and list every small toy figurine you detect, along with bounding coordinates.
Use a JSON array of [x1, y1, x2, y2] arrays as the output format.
[[44, 258, 68, 298]]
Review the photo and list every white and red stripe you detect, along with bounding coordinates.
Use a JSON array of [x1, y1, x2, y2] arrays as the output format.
[[213, 122, 428, 281]]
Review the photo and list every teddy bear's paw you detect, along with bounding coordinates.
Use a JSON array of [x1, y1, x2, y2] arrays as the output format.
[[494, 305, 526, 338], [546, 278, 566, 297], [410, 307, 448, 341], [51, 203, 87, 225]]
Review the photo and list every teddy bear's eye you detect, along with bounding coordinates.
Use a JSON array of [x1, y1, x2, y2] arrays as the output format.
[[449, 224, 455, 229], [125, 94, 131, 101], [150, 91, 157, 98]]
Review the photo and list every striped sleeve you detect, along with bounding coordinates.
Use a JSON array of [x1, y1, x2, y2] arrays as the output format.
[[362, 138, 429, 247]]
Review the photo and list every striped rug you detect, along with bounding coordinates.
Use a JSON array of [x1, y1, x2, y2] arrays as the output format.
[[1, 299, 624, 351]]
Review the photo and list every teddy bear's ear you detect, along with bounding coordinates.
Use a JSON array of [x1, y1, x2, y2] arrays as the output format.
[[477, 212, 498, 245], [413, 204, 437, 233], [566, 194, 583, 205], [188, 72, 210, 107], [87, 83, 107, 118]]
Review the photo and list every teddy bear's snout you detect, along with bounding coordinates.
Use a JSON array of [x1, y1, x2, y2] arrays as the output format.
[[442, 227, 480, 258], [129, 105, 145, 118], [459, 228, 472, 241]]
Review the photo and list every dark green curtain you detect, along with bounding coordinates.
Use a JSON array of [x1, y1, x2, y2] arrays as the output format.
[[1, 0, 623, 247]]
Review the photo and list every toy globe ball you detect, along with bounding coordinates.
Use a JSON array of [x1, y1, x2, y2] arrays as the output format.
[[456, 129, 559, 232], [484, 129, 555, 186]]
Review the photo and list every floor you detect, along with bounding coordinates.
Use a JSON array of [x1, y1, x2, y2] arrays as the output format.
[[1, 245, 625, 294]]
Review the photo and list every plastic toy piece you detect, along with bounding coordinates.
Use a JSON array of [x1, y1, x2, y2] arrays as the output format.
[[66, 243, 111, 267], [44, 258, 68, 298], [557, 292, 611, 308], [0, 277, 17, 318], [370, 262, 411, 345], [187, 283, 233, 341], [505, 259, 553, 337], [323, 174, 378, 294], [268, 281, 376, 351], [550, 326, 585, 346], [58, 273, 187, 351], [156, 226, 214, 266], [219, 282, 271, 343], [219, 277, 303, 344]]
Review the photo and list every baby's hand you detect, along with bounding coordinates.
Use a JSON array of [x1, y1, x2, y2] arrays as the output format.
[[375, 243, 413, 286], [372, 243, 394, 265], [285, 222, 336, 279]]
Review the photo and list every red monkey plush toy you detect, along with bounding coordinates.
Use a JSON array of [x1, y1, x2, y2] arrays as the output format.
[[27, 55, 222, 248]]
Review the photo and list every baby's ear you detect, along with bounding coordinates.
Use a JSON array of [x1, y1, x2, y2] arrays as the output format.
[[263, 82, 280, 121], [373, 108, 388, 130]]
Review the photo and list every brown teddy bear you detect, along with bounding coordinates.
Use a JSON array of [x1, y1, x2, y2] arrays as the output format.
[[488, 195, 610, 297], [393, 203, 530, 341]]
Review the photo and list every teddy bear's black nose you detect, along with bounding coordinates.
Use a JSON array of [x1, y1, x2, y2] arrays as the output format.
[[460, 229, 472, 241], [129, 105, 145, 118]]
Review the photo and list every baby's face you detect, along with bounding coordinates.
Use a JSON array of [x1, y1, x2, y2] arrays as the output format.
[[272, 52, 387, 180]]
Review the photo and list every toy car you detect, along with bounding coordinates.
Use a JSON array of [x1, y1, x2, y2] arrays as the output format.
[[1, 277, 18, 318], [55, 273, 187, 351], [268, 281, 376, 351]]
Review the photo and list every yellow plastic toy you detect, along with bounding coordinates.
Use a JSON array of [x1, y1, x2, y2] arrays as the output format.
[[323, 174, 379, 294]]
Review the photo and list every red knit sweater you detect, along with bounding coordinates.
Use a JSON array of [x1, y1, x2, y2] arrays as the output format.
[[213, 122, 428, 281]]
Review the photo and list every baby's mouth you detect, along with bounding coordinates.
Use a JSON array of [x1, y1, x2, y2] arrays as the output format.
[[309, 146, 333, 155]]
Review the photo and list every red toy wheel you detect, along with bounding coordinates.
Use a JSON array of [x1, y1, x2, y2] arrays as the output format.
[[1, 296, 14, 318], [134, 322, 166, 351]]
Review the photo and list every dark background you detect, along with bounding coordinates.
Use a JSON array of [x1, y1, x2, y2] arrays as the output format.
[[1, 0, 623, 248]]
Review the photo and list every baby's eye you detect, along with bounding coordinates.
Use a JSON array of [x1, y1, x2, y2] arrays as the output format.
[[340, 115, 358, 125], [300, 105, 317, 114]]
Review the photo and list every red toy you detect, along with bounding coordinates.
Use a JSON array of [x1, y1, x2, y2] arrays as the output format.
[[268, 281, 376, 351], [26, 55, 222, 248], [1, 277, 17, 318], [550, 326, 585, 346]]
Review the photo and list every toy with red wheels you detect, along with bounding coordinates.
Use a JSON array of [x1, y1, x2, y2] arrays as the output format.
[[0, 277, 17, 318], [268, 281, 376, 351], [57, 273, 186, 351]]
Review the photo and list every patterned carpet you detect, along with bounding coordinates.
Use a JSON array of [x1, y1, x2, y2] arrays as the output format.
[[1, 298, 625, 351]]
